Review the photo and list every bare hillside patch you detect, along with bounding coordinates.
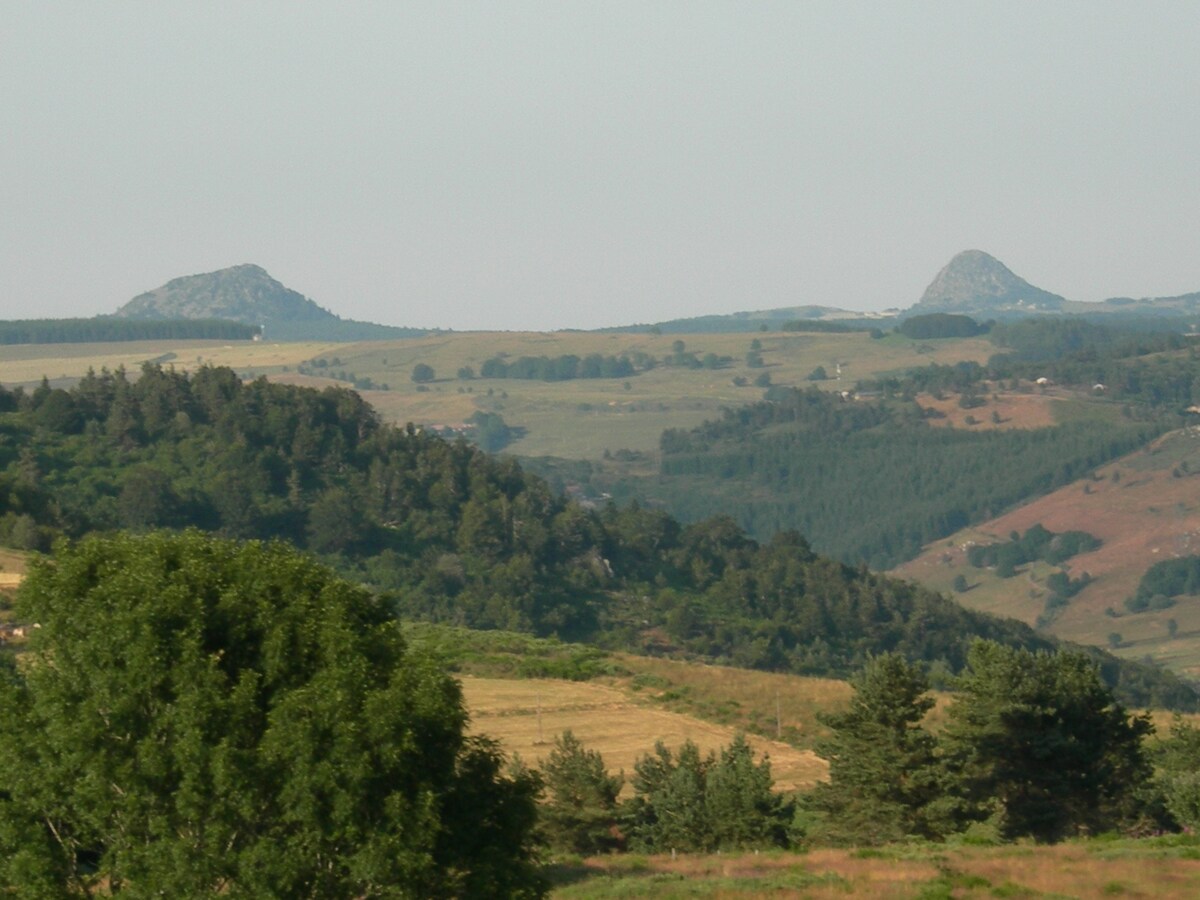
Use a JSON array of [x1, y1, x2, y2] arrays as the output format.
[[917, 388, 1060, 430]]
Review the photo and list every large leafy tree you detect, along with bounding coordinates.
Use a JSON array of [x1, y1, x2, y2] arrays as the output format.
[[809, 652, 944, 844], [0, 531, 543, 897], [941, 640, 1153, 842]]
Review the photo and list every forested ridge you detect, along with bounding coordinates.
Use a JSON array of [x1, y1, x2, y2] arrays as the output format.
[[629, 386, 1163, 568], [0, 364, 1192, 709]]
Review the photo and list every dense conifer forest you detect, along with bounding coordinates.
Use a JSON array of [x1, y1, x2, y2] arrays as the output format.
[[0, 364, 1193, 709], [621, 386, 1161, 568], [0, 317, 259, 344]]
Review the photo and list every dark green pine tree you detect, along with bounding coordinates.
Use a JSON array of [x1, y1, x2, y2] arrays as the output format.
[[809, 652, 944, 844], [623, 741, 711, 852], [704, 734, 788, 850], [940, 640, 1153, 842], [540, 731, 623, 855]]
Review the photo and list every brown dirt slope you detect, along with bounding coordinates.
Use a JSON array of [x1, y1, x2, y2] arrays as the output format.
[[894, 427, 1200, 677]]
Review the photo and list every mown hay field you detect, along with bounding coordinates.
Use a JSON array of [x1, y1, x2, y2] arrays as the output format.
[[460, 675, 827, 792], [0, 549, 27, 590]]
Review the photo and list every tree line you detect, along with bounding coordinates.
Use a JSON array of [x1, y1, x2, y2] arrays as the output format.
[[966, 523, 1100, 574], [0, 317, 258, 344], [808, 646, 1181, 845], [536, 644, 1200, 855], [479, 353, 641, 380], [1130, 555, 1200, 611]]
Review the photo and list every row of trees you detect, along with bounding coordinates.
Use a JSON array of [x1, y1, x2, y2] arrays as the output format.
[[479, 353, 642, 381], [966, 524, 1101, 574], [544, 643, 1200, 855], [1129, 554, 1200, 612], [898, 313, 989, 339]]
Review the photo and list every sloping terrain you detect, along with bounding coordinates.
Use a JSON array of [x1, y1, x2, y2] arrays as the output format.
[[894, 427, 1200, 676], [461, 676, 827, 792], [912, 249, 1066, 315], [0, 329, 997, 458]]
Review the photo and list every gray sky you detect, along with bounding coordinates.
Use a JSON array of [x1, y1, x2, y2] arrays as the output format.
[[3, 2, 1198, 332]]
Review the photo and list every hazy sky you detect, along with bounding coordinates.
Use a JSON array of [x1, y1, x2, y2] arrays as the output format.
[[3, 2, 1198, 331]]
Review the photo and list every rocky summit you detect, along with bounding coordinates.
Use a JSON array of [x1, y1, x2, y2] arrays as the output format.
[[114, 264, 335, 328], [914, 250, 1065, 315], [113, 264, 427, 341]]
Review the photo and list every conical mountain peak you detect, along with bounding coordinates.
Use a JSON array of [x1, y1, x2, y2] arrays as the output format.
[[914, 250, 1065, 314]]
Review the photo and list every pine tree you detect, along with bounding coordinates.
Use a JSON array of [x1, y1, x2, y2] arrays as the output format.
[[809, 653, 944, 844], [941, 640, 1153, 841], [624, 741, 711, 852], [705, 735, 787, 849], [540, 731, 623, 854]]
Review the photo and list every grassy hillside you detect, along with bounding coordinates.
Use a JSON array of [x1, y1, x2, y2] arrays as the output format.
[[432, 626, 1200, 897], [407, 623, 850, 758], [894, 427, 1200, 677], [612, 381, 1160, 569]]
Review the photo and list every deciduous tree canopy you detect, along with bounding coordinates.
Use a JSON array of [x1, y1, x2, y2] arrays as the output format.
[[0, 531, 543, 897]]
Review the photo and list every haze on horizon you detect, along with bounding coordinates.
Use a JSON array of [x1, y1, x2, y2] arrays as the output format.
[[2, 2, 1198, 333]]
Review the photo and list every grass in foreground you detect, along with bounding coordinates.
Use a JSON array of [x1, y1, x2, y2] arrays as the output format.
[[547, 835, 1200, 898]]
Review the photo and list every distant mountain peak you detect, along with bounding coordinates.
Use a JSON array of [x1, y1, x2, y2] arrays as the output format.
[[114, 265, 430, 341], [914, 250, 1065, 314], [115, 264, 335, 326]]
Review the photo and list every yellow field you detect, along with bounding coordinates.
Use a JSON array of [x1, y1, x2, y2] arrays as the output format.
[[0, 549, 28, 590], [460, 675, 828, 792]]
